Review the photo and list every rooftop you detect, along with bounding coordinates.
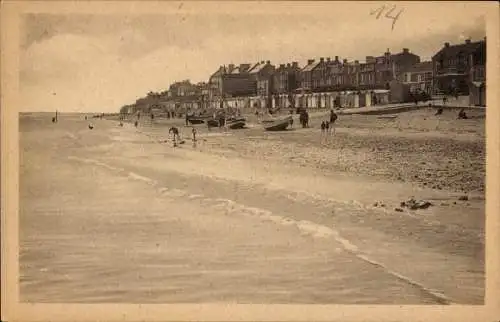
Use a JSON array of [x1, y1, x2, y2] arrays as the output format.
[[432, 39, 485, 59], [302, 60, 321, 72]]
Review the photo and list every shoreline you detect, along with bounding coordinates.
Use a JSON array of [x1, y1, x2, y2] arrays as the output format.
[[113, 106, 485, 197]]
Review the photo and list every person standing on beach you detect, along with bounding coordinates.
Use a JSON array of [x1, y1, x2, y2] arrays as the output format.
[[320, 121, 326, 142], [191, 127, 197, 142], [329, 109, 338, 135]]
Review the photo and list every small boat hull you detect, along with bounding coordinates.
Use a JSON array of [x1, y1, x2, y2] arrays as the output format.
[[207, 119, 219, 127], [228, 120, 246, 129], [262, 116, 292, 131], [187, 118, 205, 125]]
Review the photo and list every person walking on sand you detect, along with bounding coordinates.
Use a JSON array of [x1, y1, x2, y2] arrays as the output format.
[[324, 119, 330, 138]]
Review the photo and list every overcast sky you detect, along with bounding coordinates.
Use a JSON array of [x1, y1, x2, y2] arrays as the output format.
[[19, 2, 487, 113]]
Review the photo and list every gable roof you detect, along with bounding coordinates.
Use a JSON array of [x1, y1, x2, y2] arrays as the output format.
[[249, 62, 267, 74], [302, 60, 321, 72]]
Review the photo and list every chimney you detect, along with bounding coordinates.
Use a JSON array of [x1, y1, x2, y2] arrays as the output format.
[[335, 56, 339, 61], [327, 57, 331, 62], [286, 63, 290, 68], [403, 48, 409, 53], [307, 59, 315, 65], [266, 60, 271, 64], [354, 60, 359, 64], [465, 39, 471, 44], [292, 62, 298, 68], [445, 42, 450, 47], [228, 63, 235, 71], [280, 64, 286, 68], [320, 57, 325, 62], [343, 59, 348, 64], [261, 60, 265, 64]]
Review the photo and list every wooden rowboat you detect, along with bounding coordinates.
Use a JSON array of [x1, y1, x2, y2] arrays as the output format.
[[227, 118, 246, 129], [262, 115, 293, 131]]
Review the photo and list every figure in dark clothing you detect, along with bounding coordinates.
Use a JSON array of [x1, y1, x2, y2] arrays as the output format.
[[321, 121, 326, 133], [329, 109, 338, 135], [458, 109, 468, 119], [305, 110, 310, 128], [299, 110, 306, 128], [191, 127, 198, 147], [442, 96, 447, 105], [134, 120, 138, 127], [191, 127, 197, 142], [185, 113, 189, 126]]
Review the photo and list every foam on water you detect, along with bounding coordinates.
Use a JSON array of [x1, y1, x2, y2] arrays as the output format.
[[68, 155, 455, 304]]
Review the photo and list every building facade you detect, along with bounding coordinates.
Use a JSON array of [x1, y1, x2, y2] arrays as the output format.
[[399, 61, 433, 94], [432, 38, 486, 96], [374, 48, 420, 89], [208, 64, 256, 103], [249, 60, 276, 98], [272, 62, 301, 94]]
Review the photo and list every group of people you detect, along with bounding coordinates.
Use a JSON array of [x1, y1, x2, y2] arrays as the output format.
[[320, 109, 338, 141], [168, 126, 198, 147]]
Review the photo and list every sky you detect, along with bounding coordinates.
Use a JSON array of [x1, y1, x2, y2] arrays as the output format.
[[18, 1, 488, 113]]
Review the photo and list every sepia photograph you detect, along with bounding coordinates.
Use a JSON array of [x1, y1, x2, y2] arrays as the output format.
[[2, 1, 500, 321]]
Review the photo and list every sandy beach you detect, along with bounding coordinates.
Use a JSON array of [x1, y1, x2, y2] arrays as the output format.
[[19, 107, 485, 304]]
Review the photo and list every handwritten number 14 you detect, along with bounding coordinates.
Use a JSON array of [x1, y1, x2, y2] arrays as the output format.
[[370, 5, 404, 31]]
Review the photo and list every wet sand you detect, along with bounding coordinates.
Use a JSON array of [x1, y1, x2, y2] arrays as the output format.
[[19, 109, 485, 304]]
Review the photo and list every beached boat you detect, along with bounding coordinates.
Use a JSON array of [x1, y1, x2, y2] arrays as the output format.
[[261, 115, 293, 131], [187, 115, 211, 125], [206, 116, 246, 129], [227, 117, 246, 129]]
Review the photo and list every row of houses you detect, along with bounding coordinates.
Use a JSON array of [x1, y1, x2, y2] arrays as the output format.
[[124, 37, 486, 114]]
